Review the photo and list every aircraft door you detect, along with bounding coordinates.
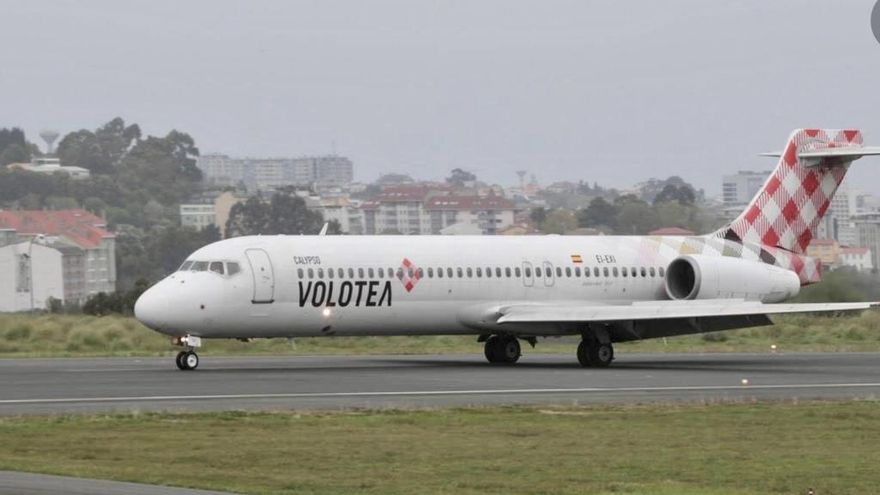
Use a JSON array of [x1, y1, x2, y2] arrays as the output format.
[[542, 261, 555, 287], [521, 261, 534, 287], [245, 248, 275, 304]]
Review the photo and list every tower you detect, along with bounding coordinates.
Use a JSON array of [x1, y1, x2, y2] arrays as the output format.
[[39, 129, 60, 155], [516, 170, 527, 191]]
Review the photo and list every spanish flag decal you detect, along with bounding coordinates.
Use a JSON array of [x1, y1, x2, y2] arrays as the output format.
[[571, 254, 583, 264]]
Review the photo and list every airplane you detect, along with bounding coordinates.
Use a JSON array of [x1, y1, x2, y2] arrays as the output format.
[[135, 128, 880, 370]]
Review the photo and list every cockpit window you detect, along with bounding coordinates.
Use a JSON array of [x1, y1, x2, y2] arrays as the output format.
[[227, 262, 241, 275], [191, 261, 209, 271], [179, 260, 194, 271], [209, 261, 225, 275]]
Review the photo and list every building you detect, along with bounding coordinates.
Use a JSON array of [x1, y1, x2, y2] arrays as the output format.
[[805, 239, 841, 269], [179, 203, 216, 231], [179, 191, 246, 237], [7, 158, 90, 179], [0, 241, 64, 312], [197, 154, 354, 191], [305, 197, 364, 235], [852, 213, 880, 269], [648, 227, 695, 236], [0, 210, 116, 305], [839, 247, 873, 272], [361, 186, 444, 235], [721, 171, 771, 211], [424, 194, 516, 235]]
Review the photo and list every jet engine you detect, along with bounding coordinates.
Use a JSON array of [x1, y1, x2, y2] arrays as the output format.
[[665, 254, 800, 303]]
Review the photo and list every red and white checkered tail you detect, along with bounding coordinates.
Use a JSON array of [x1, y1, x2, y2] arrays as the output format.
[[714, 128, 876, 254]]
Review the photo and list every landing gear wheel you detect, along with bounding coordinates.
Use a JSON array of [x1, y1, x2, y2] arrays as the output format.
[[484, 336, 500, 363], [182, 351, 199, 370], [497, 336, 521, 364], [484, 335, 520, 364], [175, 351, 187, 370], [577, 340, 614, 368]]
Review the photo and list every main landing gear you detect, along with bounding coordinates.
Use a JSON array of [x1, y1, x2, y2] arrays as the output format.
[[576, 339, 614, 368], [484, 335, 521, 364], [173, 335, 202, 371]]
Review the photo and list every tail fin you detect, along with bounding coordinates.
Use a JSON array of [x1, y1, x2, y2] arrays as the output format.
[[715, 128, 879, 253]]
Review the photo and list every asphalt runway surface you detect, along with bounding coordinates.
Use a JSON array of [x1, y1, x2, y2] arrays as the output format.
[[2, 352, 880, 415], [0, 471, 236, 495]]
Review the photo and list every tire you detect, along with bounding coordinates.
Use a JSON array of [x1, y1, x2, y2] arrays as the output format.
[[497, 336, 521, 364], [577, 340, 591, 367], [183, 351, 199, 370], [589, 343, 614, 368], [484, 336, 499, 363], [175, 351, 187, 370]]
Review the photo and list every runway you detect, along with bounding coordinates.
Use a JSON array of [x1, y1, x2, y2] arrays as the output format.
[[2, 352, 880, 415]]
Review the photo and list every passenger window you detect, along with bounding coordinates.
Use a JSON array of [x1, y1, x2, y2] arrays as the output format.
[[622, 267, 628, 278], [317, 268, 324, 278], [428, 267, 434, 278], [308, 268, 315, 279], [515, 267, 521, 277], [565, 267, 572, 277], [388, 268, 394, 278], [641, 267, 647, 277], [354, 268, 361, 278], [327, 268, 334, 279], [525, 267, 532, 277], [338, 268, 344, 278], [416, 268, 423, 278], [659, 267, 665, 278], [505, 267, 512, 277], [449, 268, 455, 278], [631, 267, 637, 277], [378, 267, 384, 278], [368, 268, 375, 278], [496, 267, 502, 278], [397, 268, 404, 279], [545, 267, 552, 277], [594, 267, 600, 277], [297, 268, 304, 278], [574, 266, 581, 277], [485, 267, 492, 278], [437, 267, 443, 278], [456, 267, 463, 278], [348, 268, 355, 278], [192, 261, 209, 271], [584, 266, 590, 277], [179, 261, 194, 271], [612, 267, 619, 277], [466, 267, 473, 278], [210, 261, 225, 275], [649, 267, 656, 277], [556, 267, 562, 277], [476, 267, 482, 277], [603, 267, 609, 277]]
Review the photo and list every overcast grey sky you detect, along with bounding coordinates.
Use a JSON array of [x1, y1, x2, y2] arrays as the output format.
[[2, 0, 880, 194]]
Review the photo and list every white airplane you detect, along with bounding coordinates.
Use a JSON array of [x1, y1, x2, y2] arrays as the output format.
[[135, 128, 880, 370]]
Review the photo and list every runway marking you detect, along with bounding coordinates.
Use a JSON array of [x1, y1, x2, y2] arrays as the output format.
[[2, 382, 880, 405]]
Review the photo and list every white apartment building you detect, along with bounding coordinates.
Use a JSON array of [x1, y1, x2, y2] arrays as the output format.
[[198, 154, 354, 191], [839, 247, 873, 272], [0, 241, 64, 312], [179, 204, 217, 231]]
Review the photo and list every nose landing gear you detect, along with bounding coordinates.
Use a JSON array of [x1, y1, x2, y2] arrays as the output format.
[[172, 335, 202, 371]]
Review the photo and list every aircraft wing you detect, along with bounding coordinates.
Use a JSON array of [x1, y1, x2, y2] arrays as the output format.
[[495, 300, 877, 324]]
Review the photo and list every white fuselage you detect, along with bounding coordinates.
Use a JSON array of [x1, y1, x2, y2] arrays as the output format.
[[135, 235, 685, 339]]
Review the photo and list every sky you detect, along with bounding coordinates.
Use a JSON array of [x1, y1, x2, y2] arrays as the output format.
[[2, 0, 880, 195]]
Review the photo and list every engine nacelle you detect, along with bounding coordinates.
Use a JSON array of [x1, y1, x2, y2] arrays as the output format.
[[665, 254, 800, 303]]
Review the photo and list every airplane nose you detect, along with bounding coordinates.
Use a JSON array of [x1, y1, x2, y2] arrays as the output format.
[[134, 286, 169, 330]]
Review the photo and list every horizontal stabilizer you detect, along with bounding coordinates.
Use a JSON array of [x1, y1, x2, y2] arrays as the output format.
[[495, 300, 877, 324], [759, 146, 880, 164]]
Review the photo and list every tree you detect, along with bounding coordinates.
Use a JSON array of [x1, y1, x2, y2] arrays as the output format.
[[530, 207, 548, 228], [57, 117, 141, 174], [654, 184, 696, 205], [376, 173, 413, 185], [577, 197, 617, 229], [0, 128, 32, 165], [446, 168, 477, 187], [225, 192, 337, 237], [542, 209, 578, 234]]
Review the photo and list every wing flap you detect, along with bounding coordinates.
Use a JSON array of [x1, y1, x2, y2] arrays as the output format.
[[496, 300, 876, 324]]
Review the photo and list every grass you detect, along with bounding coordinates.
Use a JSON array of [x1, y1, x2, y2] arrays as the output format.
[[1, 311, 880, 358], [0, 400, 878, 494]]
